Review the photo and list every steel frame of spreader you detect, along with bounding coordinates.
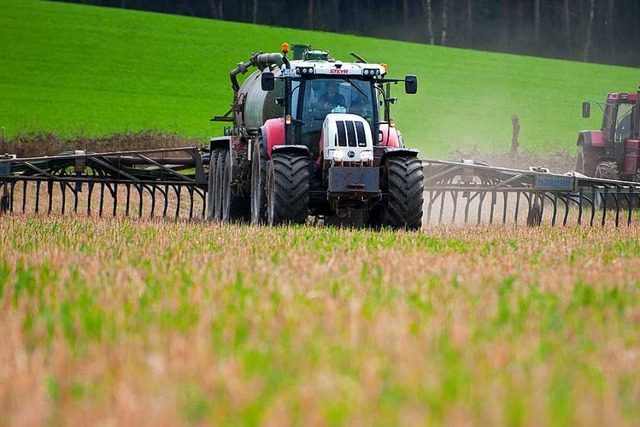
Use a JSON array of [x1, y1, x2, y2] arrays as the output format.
[[0, 147, 208, 219]]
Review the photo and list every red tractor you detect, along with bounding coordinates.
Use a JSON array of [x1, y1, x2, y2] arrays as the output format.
[[576, 89, 640, 181], [208, 43, 423, 229]]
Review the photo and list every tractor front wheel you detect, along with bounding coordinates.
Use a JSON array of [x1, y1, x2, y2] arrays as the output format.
[[266, 153, 310, 225], [380, 156, 424, 230]]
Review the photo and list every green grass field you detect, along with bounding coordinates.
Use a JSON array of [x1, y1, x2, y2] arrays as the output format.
[[1, 0, 638, 158], [2, 217, 640, 426]]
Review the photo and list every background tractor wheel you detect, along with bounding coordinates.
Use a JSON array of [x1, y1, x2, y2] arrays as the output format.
[[250, 137, 268, 224], [526, 195, 542, 226], [594, 160, 621, 210], [266, 153, 309, 225], [575, 146, 600, 176], [206, 149, 221, 222], [594, 160, 620, 180], [384, 156, 424, 230]]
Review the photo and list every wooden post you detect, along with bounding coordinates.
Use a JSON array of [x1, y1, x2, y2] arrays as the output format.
[[511, 114, 520, 155]]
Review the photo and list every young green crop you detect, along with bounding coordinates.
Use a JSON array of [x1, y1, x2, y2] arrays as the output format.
[[1, 1, 638, 158], [1, 217, 640, 426]]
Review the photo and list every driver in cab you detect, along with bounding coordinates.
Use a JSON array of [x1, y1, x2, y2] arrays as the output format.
[[317, 81, 345, 112]]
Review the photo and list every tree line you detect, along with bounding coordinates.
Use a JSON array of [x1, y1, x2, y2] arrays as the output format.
[[55, 0, 640, 68]]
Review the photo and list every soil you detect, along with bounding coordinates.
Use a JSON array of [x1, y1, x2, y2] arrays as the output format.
[[0, 131, 204, 158], [446, 146, 577, 174]]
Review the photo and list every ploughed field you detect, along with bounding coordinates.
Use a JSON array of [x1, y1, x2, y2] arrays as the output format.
[[2, 217, 640, 426]]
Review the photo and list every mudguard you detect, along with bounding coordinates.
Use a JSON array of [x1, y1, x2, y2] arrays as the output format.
[[577, 130, 604, 147], [379, 147, 420, 165], [271, 145, 311, 158], [260, 118, 286, 157], [209, 136, 231, 151], [379, 124, 402, 148]]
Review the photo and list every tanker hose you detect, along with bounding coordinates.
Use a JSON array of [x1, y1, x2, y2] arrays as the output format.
[[230, 61, 250, 92], [257, 52, 291, 70], [252, 53, 284, 70], [229, 52, 290, 92]]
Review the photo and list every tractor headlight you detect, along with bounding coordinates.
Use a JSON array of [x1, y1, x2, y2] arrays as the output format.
[[360, 150, 373, 162], [296, 66, 315, 75], [328, 149, 345, 161]]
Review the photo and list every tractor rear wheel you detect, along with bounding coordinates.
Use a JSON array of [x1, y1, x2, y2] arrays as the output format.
[[575, 146, 600, 176], [594, 160, 620, 180], [266, 153, 310, 225], [250, 137, 268, 224], [595, 160, 621, 210], [206, 149, 221, 222], [383, 156, 424, 230]]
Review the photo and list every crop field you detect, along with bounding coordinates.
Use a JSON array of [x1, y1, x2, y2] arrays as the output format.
[[1, 0, 639, 157], [2, 1, 640, 426], [2, 216, 640, 426]]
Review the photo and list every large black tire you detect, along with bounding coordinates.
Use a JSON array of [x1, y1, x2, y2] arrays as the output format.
[[212, 150, 228, 222], [383, 156, 424, 230], [266, 153, 310, 225], [575, 146, 600, 176], [526, 195, 542, 227], [594, 160, 623, 210], [210, 149, 250, 223], [206, 149, 221, 222], [594, 160, 620, 181], [250, 137, 268, 224], [225, 150, 250, 223]]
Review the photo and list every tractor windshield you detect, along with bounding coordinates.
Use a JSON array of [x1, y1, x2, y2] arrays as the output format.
[[294, 78, 375, 158], [615, 103, 634, 142]]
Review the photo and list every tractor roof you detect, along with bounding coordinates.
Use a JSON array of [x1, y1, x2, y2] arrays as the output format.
[[288, 60, 387, 78], [607, 92, 639, 102]]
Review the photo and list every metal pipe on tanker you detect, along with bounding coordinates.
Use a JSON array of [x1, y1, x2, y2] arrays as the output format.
[[230, 53, 290, 92], [230, 61, 250, 92], [253, 53, 286, 69]]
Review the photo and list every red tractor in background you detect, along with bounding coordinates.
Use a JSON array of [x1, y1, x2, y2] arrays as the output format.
[[576, 89, 640, 181], [208, 43, 423, 229]]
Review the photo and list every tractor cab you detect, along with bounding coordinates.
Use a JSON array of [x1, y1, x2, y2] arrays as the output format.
[[216, 43, 424, 228], [578, 90, 640, 180], [598, 93, 639, 144], [292, 76, 377, 160], [261, 46, 417, 163]]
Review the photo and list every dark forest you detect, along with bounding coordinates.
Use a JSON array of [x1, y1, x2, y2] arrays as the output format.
[[54, 0, 640, 68]]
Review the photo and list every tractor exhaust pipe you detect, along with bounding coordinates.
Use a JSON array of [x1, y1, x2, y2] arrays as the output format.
[[230, 52, 290, 92]]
